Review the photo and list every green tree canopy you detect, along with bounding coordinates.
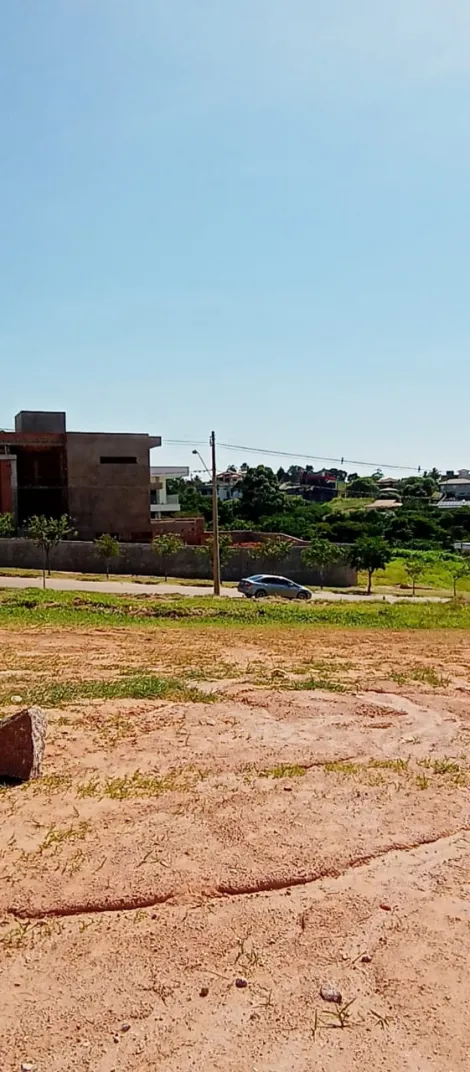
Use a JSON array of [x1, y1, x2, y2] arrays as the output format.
[[0, 513, 15, 537], [28, 515, 76, 588], [239, 466, 285, 522], [349, 537, 393, 594], [445, 555, 470, 597], [152, 533, 184, 581], [301, 538, 341, 588], [260, 536, 292, 562], [402, 552, 429, 595], [346, 477, 379, 499], [95, 533, 120, 578]]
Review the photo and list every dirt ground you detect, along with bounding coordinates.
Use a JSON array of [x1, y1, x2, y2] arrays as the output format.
[[1, 624, 470, 1071]]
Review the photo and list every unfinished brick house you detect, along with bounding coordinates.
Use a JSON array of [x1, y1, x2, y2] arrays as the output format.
[[0, 411, 161, 540]]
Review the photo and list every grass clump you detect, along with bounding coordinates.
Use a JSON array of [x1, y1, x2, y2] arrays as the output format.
[[76, 768, 200, 800], [0, 673, 212, 708], [288, 677, 347, 693], [38, 821, 91, 852], [260, 764, 306, 779], [419, 756, 466, 782], [368, 758, 409, 772], [392, 667, 450, 688], [324, 760, 360, 776]]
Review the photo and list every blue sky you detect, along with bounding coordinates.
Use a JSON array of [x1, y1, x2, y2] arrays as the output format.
[[1, 0, 469, 476]]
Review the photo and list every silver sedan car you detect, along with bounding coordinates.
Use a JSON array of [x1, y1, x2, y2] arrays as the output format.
[[238, 574, 312, 600]]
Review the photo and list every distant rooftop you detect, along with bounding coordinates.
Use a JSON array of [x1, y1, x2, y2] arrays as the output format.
[[151, 466, 189, 477], [440, 478, 470, 486], [364, 499, 402, 510]]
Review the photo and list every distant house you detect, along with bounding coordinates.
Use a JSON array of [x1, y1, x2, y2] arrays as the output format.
[[377, 476, 399, 489], [199, 470, 242, 503], [283, 469, 338, 504], [150, 466, 189, 518], [437, 470, 470, 509]]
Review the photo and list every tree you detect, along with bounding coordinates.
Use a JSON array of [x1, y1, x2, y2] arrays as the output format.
[[260, 536, 291, 563], [403, 552, 428, 596], [28, 515, 76, 588], [399, 476, 437, 501], [0, 513, 15, 537], [346, 477, 379, 499], [425, 468, 441, 483], [202, 533, 233, 568], [349, 537, 393, 594], [445, 555, 470, 597], [179, 481, 211, 520], [95, 533, 120, 579], [301, 538, 341, 589], [152, 533, 184, 582], [239, 466, 284, 522]]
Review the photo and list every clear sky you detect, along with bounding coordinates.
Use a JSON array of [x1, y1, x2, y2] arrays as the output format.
[[1, 1, 469, 477]]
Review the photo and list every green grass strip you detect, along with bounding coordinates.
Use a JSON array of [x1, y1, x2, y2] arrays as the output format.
[[0, 587, 469, 630]]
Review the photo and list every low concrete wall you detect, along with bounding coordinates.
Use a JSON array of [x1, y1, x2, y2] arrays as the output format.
[[0, 539, 357, 587]]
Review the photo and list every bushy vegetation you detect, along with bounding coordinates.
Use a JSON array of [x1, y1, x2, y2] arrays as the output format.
[[173, 465, 469, 552]]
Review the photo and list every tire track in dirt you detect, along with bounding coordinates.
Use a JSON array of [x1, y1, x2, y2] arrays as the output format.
[[8, 825, 470, 920]]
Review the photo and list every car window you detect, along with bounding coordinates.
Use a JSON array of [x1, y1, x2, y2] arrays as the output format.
[[272, 577, 289, 586]]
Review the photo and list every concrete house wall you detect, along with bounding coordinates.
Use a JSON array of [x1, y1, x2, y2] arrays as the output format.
[[66, 432, 156, 541]]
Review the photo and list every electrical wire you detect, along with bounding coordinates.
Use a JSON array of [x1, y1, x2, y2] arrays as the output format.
[[165, 439, 421, 474]]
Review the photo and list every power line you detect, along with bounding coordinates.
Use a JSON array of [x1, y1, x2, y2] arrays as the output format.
[[165, 439, 421, 474]]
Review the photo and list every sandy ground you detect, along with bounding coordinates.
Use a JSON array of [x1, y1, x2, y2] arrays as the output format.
[[0, 574, 447, 601], [1, 625, 470, 1070]]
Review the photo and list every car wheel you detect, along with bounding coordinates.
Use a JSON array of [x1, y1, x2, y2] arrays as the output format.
[[254, 589, 267, 599], [297, 590, 309, 600]]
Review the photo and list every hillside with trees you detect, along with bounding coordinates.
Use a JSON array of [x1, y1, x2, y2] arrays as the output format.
[[170, 465, 470, 551]]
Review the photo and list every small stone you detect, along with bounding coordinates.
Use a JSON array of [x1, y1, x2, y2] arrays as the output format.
[[21, 1064, 35, 1072], [379, 903, 392, 911], [320, 984, 342, 1004], [113, 1034, 119, 1043], [11, 695, 23, 704], [199, 986, 209, 998], [361, 954, 372, 964], [235, 977, 248, 988], [283, 785, 292, 792], [121, 1023, 131, 1032]]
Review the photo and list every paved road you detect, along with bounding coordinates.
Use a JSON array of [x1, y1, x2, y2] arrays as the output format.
[[0, 575, 447, 603], [0, 576, 239, 598]]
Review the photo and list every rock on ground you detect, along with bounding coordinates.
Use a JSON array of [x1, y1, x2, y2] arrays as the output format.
[[0, 707, 47, 781]]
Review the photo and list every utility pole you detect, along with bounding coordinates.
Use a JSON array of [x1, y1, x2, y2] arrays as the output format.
[[210, 430, 221, 595]]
